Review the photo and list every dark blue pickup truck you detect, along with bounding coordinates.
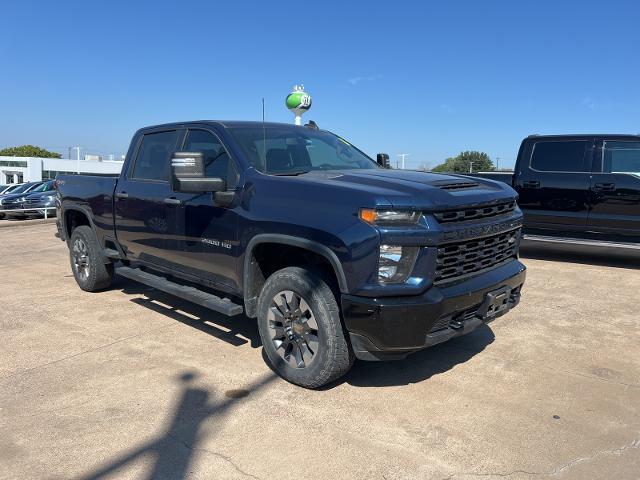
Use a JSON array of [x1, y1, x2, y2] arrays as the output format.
[[56, 121, 526, 388]]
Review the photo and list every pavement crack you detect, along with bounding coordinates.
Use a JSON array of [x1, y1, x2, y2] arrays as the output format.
[[549, 437, 640, 476], [0, 321, 176, 381], [440, 438, 640, 479], [168, 433, 261, 480]]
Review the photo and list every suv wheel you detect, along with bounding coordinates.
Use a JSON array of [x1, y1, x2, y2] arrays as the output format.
[[257, 267, 354, 388], [69, 225, 114, 292]]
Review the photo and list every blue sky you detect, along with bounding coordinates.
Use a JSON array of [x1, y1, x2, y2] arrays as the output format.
[[1, 0, 638, 169]]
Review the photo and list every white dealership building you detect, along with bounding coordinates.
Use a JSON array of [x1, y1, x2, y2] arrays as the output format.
[[0, 156, 123, 185]]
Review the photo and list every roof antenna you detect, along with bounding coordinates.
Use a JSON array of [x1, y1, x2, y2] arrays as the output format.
[[261, 97, 266, 171]]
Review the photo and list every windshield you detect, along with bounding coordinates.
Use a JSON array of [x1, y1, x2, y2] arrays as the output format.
[[8, 183, 35, 194], [1, 185, 20, 194], [29, 180, 55, 193], [227, 127, 379, 175]]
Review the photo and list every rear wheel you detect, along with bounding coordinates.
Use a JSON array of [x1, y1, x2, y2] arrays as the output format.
[[69, 225, 114, 292], [257, 267, 354, 388]]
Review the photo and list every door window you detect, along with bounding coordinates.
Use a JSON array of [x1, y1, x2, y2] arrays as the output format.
[[603, 141, 640, 174], [530, 141, 589, 172], [132, 130, 180, 181], [184, 129, 238, 188]]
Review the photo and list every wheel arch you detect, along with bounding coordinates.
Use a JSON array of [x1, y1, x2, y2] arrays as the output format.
[[243, 234, 349, 318]]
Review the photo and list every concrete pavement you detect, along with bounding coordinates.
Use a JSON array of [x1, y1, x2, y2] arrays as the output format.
[[1, 223, 639, 479]]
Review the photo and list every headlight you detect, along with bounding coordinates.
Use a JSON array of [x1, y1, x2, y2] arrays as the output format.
[[44, 195, 56, 202], [360, 209, 421, 226], [378, 245, 419, 283]]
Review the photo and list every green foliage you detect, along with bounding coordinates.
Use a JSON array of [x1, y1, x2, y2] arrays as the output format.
[[0, 145, 61, 158], [432, 151, 494, 173]]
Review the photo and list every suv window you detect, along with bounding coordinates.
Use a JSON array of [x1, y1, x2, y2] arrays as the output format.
[[530, 141, 588, 172], [184, 129, 238, 188], [603, 141, 640, 174], [132, 130, 180, 181]]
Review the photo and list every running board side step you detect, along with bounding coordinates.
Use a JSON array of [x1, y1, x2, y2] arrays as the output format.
[[116, 266, 244, 316], [522, 234, 640, 250]]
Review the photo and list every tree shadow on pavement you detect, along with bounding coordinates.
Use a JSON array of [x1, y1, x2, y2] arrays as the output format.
[[112, 275, 262, 349], [76, 370, 276, 480], [343, 325, 495, 388]]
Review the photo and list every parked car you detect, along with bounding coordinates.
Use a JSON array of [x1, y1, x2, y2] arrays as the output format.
[[0, 182, 44, 219], [470, 135, 640, 248], [3, 180, 57, 219], [1, 184, 23, 195], [56, 121, 526, 388]]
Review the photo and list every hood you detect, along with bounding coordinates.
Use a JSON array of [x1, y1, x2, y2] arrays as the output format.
[[290, 169, 516, 210]]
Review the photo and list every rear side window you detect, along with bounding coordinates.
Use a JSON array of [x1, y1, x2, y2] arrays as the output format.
[[132, 130, 180, 181], [603, 141, 640, 174], [530, 141, 588, 172]]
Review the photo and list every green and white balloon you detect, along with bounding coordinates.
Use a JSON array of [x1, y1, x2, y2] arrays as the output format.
[[285, 85, 312, 125]]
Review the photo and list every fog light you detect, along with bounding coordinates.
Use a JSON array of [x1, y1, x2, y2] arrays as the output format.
[[378, 245, 419, 284]]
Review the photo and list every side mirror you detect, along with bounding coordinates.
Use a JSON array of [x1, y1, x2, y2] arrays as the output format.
[[376, 153, 390, 168], [170, 152, 226, 193]]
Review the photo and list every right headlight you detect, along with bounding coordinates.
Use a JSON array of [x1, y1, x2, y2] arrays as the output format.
[[378, 245, 419, 284], [360, 209, 421, 226]]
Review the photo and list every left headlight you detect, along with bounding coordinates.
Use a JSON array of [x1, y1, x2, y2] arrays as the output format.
[[378, 245, 419, 284]]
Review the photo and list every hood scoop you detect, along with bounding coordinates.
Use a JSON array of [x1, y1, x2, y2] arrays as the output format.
[[431, 179, 480, 190]]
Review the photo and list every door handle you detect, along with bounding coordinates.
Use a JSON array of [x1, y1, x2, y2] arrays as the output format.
[[522, 180, 540, 188], [164, 197, 182, 205], [593, 182, 615, 191], [115, 192, 129, 199]]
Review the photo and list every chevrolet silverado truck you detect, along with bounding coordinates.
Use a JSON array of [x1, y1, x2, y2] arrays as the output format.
[[56, 121, 526, 388], [471, 135, 640, 249]]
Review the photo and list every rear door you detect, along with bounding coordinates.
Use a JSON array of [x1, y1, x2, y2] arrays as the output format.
[[587, 138, 640, 235], [514, 138, 593, 231], [114, 128, 184, 267]]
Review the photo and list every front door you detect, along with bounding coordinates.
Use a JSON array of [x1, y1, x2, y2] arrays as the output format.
[[169, 128, 242, 292], [114, 129, 184, 268], [588, 139, 640, 236], [515, 138, 593, 231]]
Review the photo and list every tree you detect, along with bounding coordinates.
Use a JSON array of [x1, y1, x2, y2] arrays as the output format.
[[432, 151, 494, 173], [0, 145, 61, 158]]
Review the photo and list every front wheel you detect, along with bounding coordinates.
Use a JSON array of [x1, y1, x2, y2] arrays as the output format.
[[69, 225, 114, 292], [257, 267, 354, 388]]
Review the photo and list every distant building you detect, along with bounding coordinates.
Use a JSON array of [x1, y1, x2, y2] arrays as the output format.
[[0, 156, 123, 184], [84, 154, 102, 162]]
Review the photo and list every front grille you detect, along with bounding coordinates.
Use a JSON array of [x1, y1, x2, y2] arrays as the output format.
[[24, 198, 40, 205], [433, 201, 516, 223], [435, 229, 520, 283]]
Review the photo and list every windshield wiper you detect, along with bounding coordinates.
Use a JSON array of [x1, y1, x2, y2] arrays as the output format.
[[271, 170, 311, 176]]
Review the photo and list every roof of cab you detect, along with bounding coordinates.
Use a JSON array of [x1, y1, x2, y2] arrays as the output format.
[[526, 133, 640, 139], [139, 120, 300, 131]]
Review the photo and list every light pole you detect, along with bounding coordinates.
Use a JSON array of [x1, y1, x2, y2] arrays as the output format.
[[73, 146, 81, 173], [397, 153, 410, 169], [469, 161, 475, 173]]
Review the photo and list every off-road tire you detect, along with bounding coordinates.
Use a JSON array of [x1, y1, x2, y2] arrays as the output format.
[[257, 266, 354, 388], [69, 225, 114, 292]]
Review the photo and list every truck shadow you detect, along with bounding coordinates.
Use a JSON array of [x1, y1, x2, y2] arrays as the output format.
[[111, 275, 495, 389], [75, 370, 276, 480], [112, 276, 262, 349], [342, 325, 495, 388], [520, 243, 640, 269]]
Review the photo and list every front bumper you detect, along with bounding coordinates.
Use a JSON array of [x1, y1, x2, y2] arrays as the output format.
[[341, 259, 526, 360]]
